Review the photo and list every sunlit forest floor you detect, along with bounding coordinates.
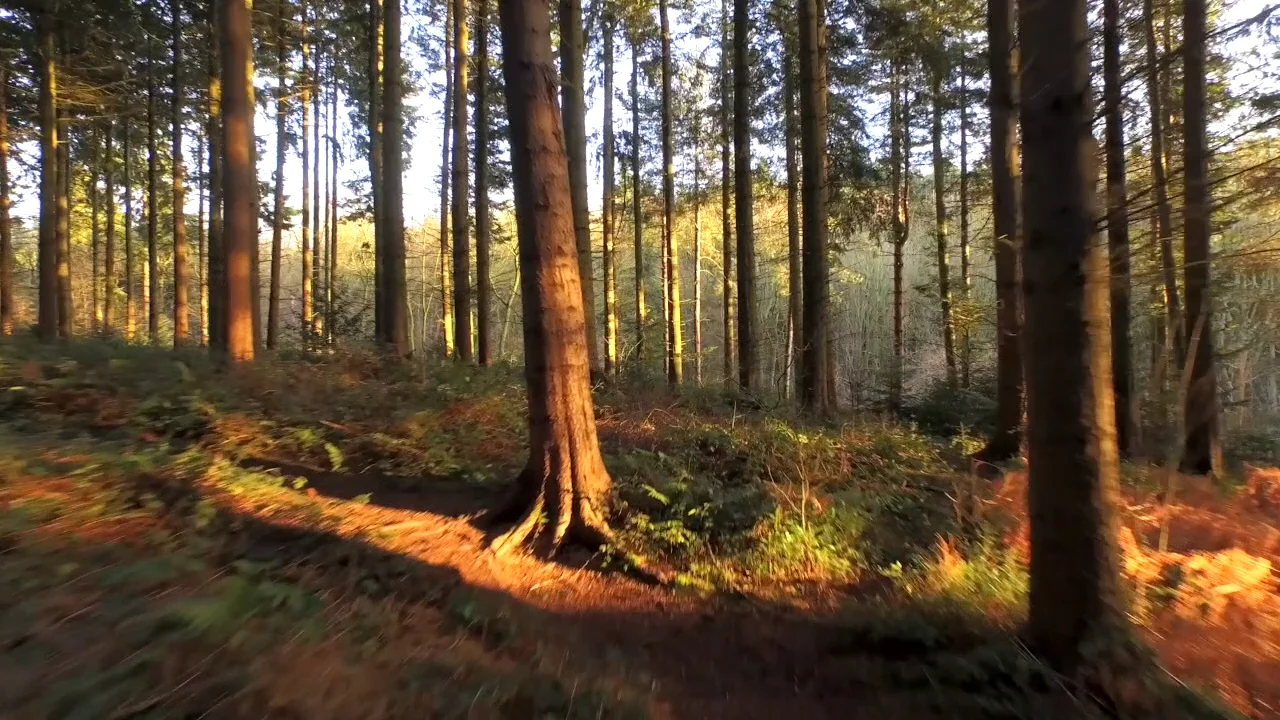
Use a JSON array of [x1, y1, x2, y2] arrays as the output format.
[[0, 337, 1276, 719]]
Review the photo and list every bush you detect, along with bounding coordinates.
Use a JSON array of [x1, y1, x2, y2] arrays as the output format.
[[903, 381, 996, 438]]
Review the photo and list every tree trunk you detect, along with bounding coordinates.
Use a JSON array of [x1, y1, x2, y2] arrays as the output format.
[[958, 46, 971, 389], [493, 0, 613, 553], [560, 0, 597, 377], [91, 128, 102, 331], [932, 74, 957, 386], [221, 0, 257, 363], [1143, 0, 1182, 368], [268, 0, 288, 349], [369, 0, 385, 342], [104, 118, 116, 332], [312, 50, 323, 339], [452, 0, 473, 360], [322, 70, 331, 342], [602, 15, 618, 376], [0, 58, 10, 335], [439, 0, 455, 356], [1020, 0, 1124, 673], [147, 36, 160, 343], [660, 0, 683, 386], [328, 67, 339, 343], [301, 1, 313, 342], [1179, 0, 1221, 476], [382, 0, 410, 355], [1103, 0, 1134, 457], [172, 0, 190, 346], [889, 65, 904, 412], [797, 0, 827, 412], [196, 131, 205, 343], [693, 130, 702, 385], [37, 19, 58, 342], [720, 0, 734, 384], [56, 69, 71, 338], [976, 0, 1024, 462], [126, 119, 139, 340], [475, 0, 493, 364], [631, 37, 645, 365], [784, 31, 801, 399], [733, 0, 755, 391]]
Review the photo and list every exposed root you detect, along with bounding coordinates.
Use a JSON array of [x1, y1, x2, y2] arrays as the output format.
[[489, 493, 545, 555]]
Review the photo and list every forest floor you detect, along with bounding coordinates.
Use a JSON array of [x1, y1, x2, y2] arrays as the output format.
[[0, 337, 1277, 719]]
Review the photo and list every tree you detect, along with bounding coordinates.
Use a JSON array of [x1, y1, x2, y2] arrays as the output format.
[[631, 31, 645, 363], [438, 0, 454, 355], [975, 0, 1023, 462], [783, 23, 800, 398], [660, 0, 682, 385], [103, 118, 116, 332], [1103, 0, 1133, 455], [56, 48, 71, 339], [452, 0, 473, 360], [369, 0, 385, 342], [1143, 0, 1182, 369], [1020, 0, 1124, 672], [301, 0, 313, 341], [560, 0, 597, 377], [888, 64, 906, 412], [732, 0, 755, 391], [797, 0, 827, 412], [932, 72, 956, 386], [958, 43, 971, 388], [207, 5, 225, 351], [147, 33, 159, 343], [126, 117, 140, 340], [268, 0, 289, 349], [38, 17, 59, 342], [475, 0, 492, 365], [720, 0, 734, 384], [381, 0, 409, 355], [172, 0, 190, 346], [220, 0, 257, 362], [0, 56, 13, 335], [491, 0, 613, 552], [602, 11, 618, 376], [1180, 0, 1221, 476]]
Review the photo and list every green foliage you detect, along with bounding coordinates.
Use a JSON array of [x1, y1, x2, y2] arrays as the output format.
[[902, 380, 997, 438]]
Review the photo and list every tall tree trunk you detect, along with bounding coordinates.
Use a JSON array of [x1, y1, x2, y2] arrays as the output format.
[[196, 132, 205, 343], [104, 118, 116, 332], [492, 0, 613, 553], [126, 119, 139, 340], [784, 31, 801, 399], [889, 65, 904, 412], [220, 0, 258, 362], [733, 0, 755, 391], [301, 0, 313, 342], [560, 0, 597, 377], [452, 0, 473, 360], [172, 0, 190, 346], [439, 0, 455, 356], [1143, 0, 1182, 368], [797, 0, 827, 412], [976, 0, 1024, 462], [0, 58, 10, 335], [382, 0, 410, 355], [321, 72, 331, 342], [329, 68, 339, 343], [958, 46, 971, 389], [475, 0, 492, 365], [1180, 0, 1221, 476], [37, 19, 58, 342], [631, 37, 645, 364], [932, 74, 957, 386], [660, 0, 682, 386], [91, 128, 102, 330], [147, 36, 160, 343], [1104, 0, 1134, 457], [268, 0, 288, 349], [1019, 0, 1124, 672], [56, 66, 71, 338], [312, 48, 323, 339], [602, 15, 618, 376], [693, 130, 703, 385], [370, 0, 385, 341], [720, 0, 734, 384]]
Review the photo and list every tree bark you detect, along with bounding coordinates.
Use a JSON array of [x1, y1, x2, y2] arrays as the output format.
[[1143, 0, 1182, 368], [958, 46, 971, 389], [0, 57, 10, 335], [693, 127, 702, 385], [328, 65, 339, 343], [197, 132, 205, 343], [439, 0, 455, 356], [104, 118, 116, 332], [475, 0, 492, 365], [660, 0, 683, 386], [56, 61, 72, 338], [37, 19, 58, 342], [889, 65, 905, 412], [797, 0, 827, 412], [733, 0, 755, 391], [784, 30, 801, 399], [1020, 0, 1124, 673], [172, 0, 190, 346], [602, 15, 618, 376], [147, 35, 160, 343], [1179, 0, 1221, 476], [220, 0, 258, 363], [932, 74, 957, 386], [382, 0, 410, 355], [560, 0, 597, 376], [631, 36, 645, 365], [975, 0, 1024, 462], [126, 118, 139, 340], [301, 0, 313, 342], [312, 49, 323, 339], [720, 0, 734, 384], [369, 0, 385, 342], [1103, 0, 1134, 457], [493, 0, 613, 553], [452, 0, 473, 360], [268, 0, 288, 349], [91, 128, 102, 331]]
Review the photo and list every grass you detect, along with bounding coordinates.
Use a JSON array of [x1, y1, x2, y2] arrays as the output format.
[[0, 335, 1270, 719]]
